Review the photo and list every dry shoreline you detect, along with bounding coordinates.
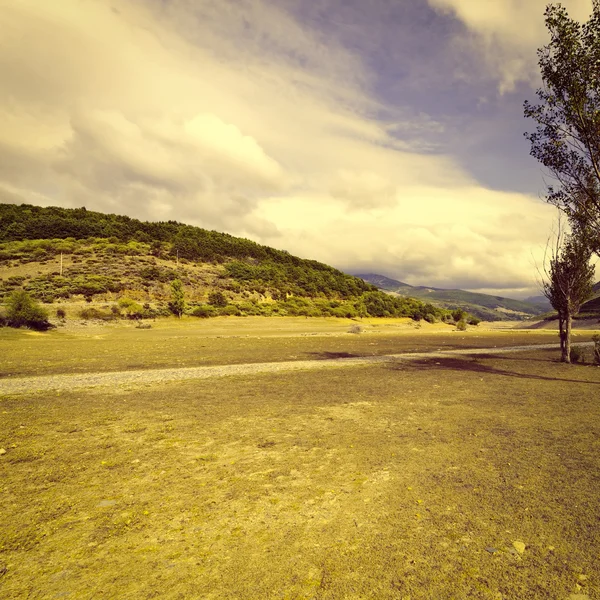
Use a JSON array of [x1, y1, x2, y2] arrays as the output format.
[[1, 342, 593, 396]]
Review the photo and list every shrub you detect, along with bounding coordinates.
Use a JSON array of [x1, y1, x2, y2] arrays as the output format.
[[4, 290, 52, 331], [455, 319, 467, 331], [452, 309, 467, 323], [190, 305, 214, 318], [118, 297, 144, 319], [78, 307, 114, 321], [56, 307, 66, 319], [570, 345, 586, 363], [467, 316, 481, 326], [219, 304, 241, 316], [208, 291, 228, 307], [348, 324, 363, 334]]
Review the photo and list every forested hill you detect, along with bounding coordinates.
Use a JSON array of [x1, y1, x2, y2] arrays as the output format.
[[0, 203, 361, 286], [0, 203, 462, 322]]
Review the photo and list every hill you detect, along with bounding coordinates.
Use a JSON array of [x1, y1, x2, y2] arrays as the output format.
[[0, 203, 459, 322], [355, 273, 547, 321], [580, 281, 600, 317], [523, 295, 552, 311]]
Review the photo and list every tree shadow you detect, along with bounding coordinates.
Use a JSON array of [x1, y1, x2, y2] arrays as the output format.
[[306, 351, 366, 360], [389, 356, 600, 385], [469, 352, 559, 363]]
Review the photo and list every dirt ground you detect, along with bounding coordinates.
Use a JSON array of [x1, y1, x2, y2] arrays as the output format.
[[1, 315, 595, 378], [1, 322, 600, 599]]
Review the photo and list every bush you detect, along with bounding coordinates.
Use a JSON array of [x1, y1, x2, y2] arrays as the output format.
[[455, 319, 467, 331], [77, 307, 115, 321], [348, 324, 363, 334], [4, 290, 52, 330], [452, 309, 467, 322], [570, 345, 586, 363], [208, 291, 228, 307], [467, 316, 481, 326], [56, 307, 66, 319], [190, 305, 214, 318], [118, 297, 144, 319], [219, 304, 241, 316]]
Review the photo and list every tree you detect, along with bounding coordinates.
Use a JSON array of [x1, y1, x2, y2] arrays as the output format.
[[208, 291, 228, 307], [4, 289, 52, 331], [524, 1, 600, 253], [542, 232, 595, 363], [168, 279, 186, 318]]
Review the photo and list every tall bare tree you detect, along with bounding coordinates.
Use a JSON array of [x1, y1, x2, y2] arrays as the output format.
[[524, 1, 600, 253], [543, 230, 595, 362]]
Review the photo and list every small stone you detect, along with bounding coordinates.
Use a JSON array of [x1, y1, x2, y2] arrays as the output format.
[[513, 541, 526, 554], [568, 595, 590, 600], [97, 500, 117, 508], [0, 448, 6, 455], [485, 547, 498, 554], [578, 574, 588, 582]]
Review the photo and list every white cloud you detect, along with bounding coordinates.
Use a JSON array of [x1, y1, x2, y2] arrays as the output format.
[[257, 186, 556, 293], [427, 0, 594, 92], [0, 0, 563, 296]]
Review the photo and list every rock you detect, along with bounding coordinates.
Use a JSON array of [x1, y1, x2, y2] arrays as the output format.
[[485, 547, 498, 554], [568, 595, 590, 600], [97, 500, 117, 508], [0, 448, 6, 455], [513, 541, 526, 554]]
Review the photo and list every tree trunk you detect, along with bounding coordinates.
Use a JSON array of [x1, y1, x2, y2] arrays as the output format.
[[562, 312, 572, 363], [559, 314, 565, 356]]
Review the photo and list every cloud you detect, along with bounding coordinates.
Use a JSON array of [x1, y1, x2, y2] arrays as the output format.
[[0, 0, 564, 297], [329, 170, 398, 210], [427, 0, 594, 92], [257, 186, 556, 294]]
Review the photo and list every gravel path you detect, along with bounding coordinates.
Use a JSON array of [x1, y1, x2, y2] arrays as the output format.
[[1, 342, 589, 396]]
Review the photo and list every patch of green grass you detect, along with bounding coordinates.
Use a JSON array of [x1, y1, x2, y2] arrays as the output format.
[[1, 350, 600, 598]]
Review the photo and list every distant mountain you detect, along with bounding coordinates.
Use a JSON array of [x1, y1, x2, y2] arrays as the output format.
[[355, 273, 546, 321], [524, 295, 552, 310], [354, 273, 412, 290]]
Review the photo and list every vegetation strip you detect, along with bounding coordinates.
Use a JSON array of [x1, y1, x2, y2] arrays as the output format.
[[1, 342, 590, 395]]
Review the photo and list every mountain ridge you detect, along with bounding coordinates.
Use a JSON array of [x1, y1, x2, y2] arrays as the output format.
[[354, 272, 547, 321]]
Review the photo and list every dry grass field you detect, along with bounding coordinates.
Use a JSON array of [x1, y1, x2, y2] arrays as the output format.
[[0, 315, 594, 378], [1, 318, 600, 599]]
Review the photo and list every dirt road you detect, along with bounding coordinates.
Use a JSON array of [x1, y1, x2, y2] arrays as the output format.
[[1, 342, 591, 396]]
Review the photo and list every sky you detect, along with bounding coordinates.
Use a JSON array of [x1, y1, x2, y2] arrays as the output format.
[[0, 0, 596, 299]]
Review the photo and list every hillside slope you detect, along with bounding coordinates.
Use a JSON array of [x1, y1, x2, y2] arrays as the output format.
[[580, 281, 600, 317], [355, 273, 546, 321], [0, 203, 456, 322]]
